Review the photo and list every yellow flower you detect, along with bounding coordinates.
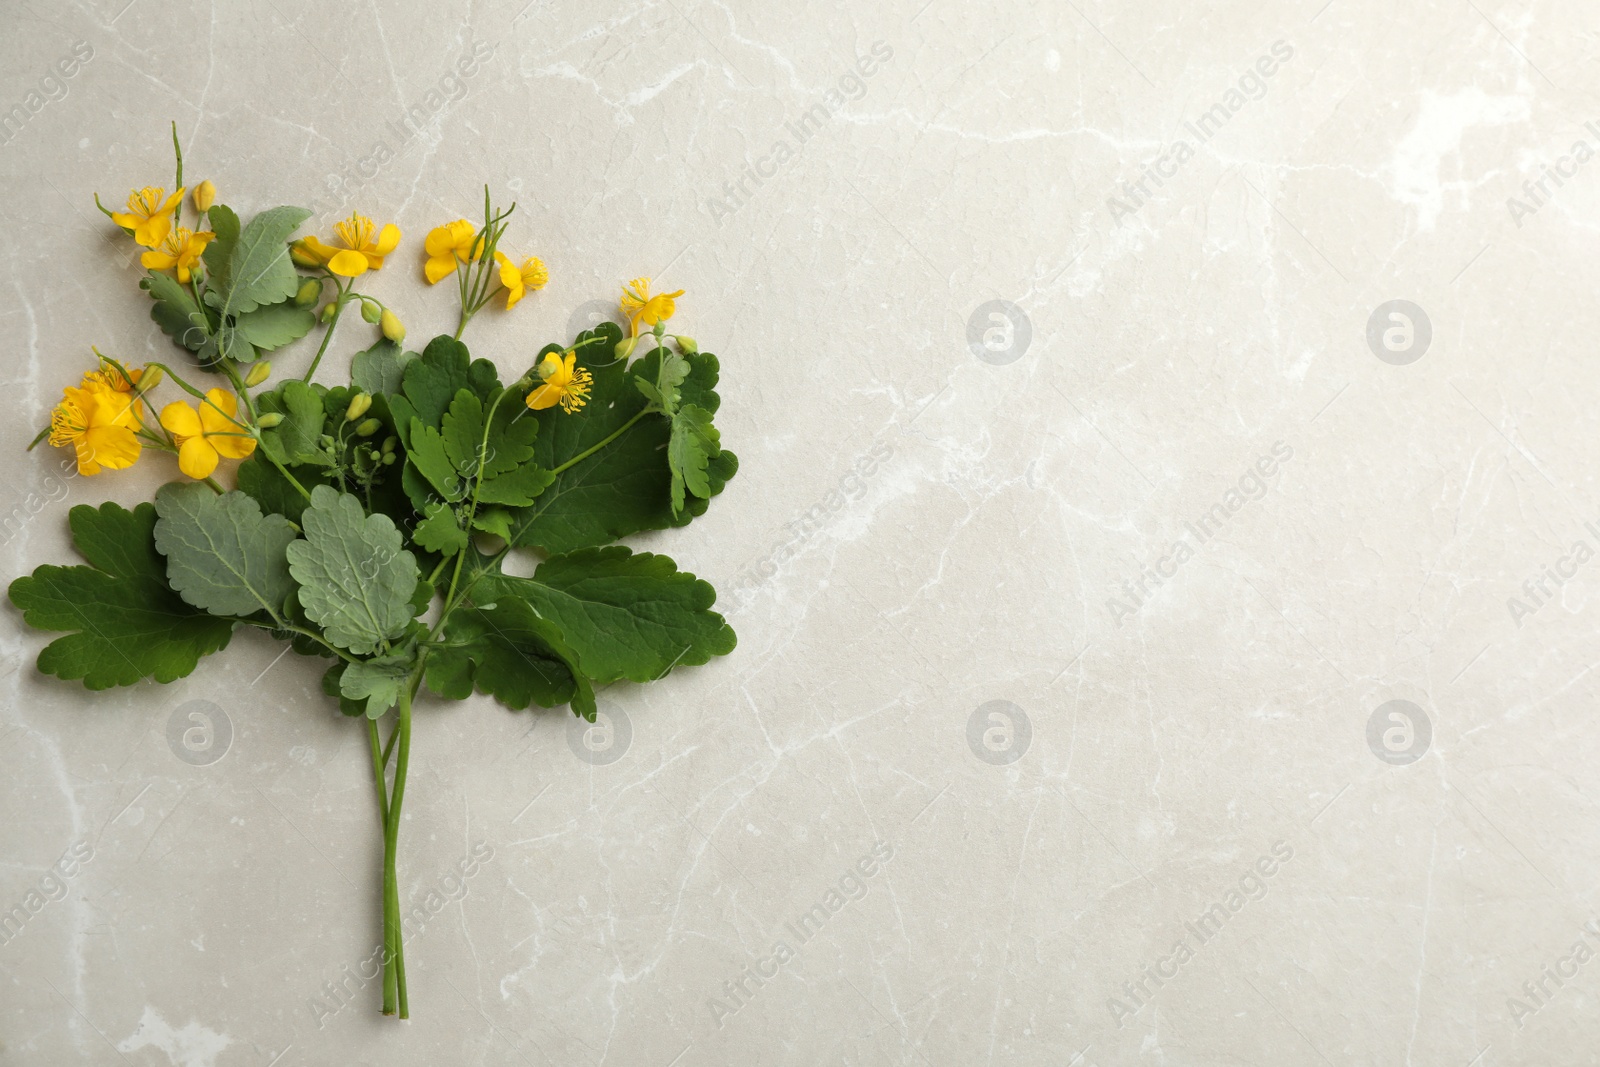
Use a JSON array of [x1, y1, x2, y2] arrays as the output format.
[[296, 213, 401, 278], [192, 180, 215, 213], [525, 352, 592, 414], [82, 358, 150, 425], [110, 186, 185, 248], [48, 382, 141, 476], [619, 277, 684, 336], [423, 219, 483, 284], [140, 226, 216, 283], [159, 388, 257, 480], [494, 252, 548, 308]]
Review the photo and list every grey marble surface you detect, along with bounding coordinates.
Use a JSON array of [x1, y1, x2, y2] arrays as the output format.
[[4, 0, 1600, 1064]]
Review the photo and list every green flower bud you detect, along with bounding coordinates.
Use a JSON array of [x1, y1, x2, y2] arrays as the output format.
[[675, 335, 698, 354], [290, 240, 321, 269], [355, 418, 381, 437], [614, 336, 638, 361], [382, 453, 396, 465], [380, 308, 405, 343], [360, 299, 382, 324], [320, 302, 337, 323], [244, 361, 272, 387], [256, 412, 284, 428], [345, 393, 372, 421], [381, 436, 398, 453], [294, 278, 322, 307]]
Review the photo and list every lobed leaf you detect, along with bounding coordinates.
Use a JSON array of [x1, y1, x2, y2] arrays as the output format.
[[152, 482, 299, 619]]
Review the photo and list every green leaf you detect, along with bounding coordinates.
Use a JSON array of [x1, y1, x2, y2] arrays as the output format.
[[258, 380, 329, 467], [340, 653, 414, 718], [152, 483, 299, 619], [284, 486, 419, 655], [477, 463, 554, 507], [441, 389, 487, 475], [215, 206, 310, 318], [322, 662, 369, 717], [407, 419, 462, 501], [478, 546, 735, 685], [393, 335, 501, 439], [351, 340, 416, 395], [668, 404, 719, 515], [8, 502, 234, 689], [215, 322, 256, 365], [234, 301, 316, 352], [236, 454, 328, 525], [143, 272, 210, 352], [501, 337, 736, 552], [426, 597, 593, 717], [200, 204, 240, 290], [413, 502, 467, 557]]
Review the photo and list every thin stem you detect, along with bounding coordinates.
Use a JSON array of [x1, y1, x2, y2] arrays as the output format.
[[548, 409, 651, 477], [381, 670, 419, 1018], [366, 718, 389, 829], [203, 476, 224, 494], [303, 282, 345, 382]]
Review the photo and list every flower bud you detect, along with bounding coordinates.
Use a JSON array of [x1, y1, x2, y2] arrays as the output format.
[[381, 436, 398, 453], [294, 278, 322, 307], [356, 418, 381, 437], [290, 240, 321, 269], [139, 366, 164, 389], [193, 180, 216, 213], [652, 321, 666, 337], [345, 393, 372, 421], [614, 336, 638, 361], [256, 412, 284, 428], [319, 302, 337, 323], [675, 335, 698, 354], [380, 309, 405, 343], [382, 453, 396, 465], [360, 299, 382, 324], [244, 361, 272, 387]]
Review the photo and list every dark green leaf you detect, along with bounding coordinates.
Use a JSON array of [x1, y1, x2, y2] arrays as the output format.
[[426, 597, 592, 717], [8, 502, 234, 689], [413, 502, 467, 557]]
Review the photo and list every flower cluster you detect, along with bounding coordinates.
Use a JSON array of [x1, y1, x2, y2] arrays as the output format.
[[20, 125, 731, 1026]]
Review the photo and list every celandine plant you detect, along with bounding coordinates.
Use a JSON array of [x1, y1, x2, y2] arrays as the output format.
[[11, 128, 737, 1018]]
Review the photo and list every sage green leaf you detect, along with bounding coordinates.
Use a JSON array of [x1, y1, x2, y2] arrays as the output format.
[[284, 485, 418, 655], [200, 204, 240, 289], [152, 482, 298, 618], [340, 653, 414, 718], [413, 502, 467, 557], [668, 403, 719, 515], [257, 379, 329, 467], [234, 301, 316, 352], [426, 597, 593, 718], [478, 546, 735, 685], [215, 323, 256, 364], [215, 205, 310, 318], [322, 662, 368, 717], [143, 272, 210, 352], [8, 502, 234, 689], [350, 339, 416, 394]]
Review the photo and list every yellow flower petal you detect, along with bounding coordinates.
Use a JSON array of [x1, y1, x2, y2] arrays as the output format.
[[159, 400, 203, 440], [82, 425, 141, 471], [374, 223, 402, 256], [197, 389, 240, 434], [327, 249, 370, 278], [425, 255, 459, 284], [178, 437, 220, 480]]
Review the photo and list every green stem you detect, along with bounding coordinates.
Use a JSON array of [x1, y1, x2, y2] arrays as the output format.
[[303, 285, 345, 382], [548, 408, 651, 477], [367, 719, 389, 829], [203, 476, 225, 495], [381, 670, 419, 1018]]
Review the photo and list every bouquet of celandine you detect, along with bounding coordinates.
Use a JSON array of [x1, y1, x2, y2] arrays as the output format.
[[11, 127, 737, 1018]]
